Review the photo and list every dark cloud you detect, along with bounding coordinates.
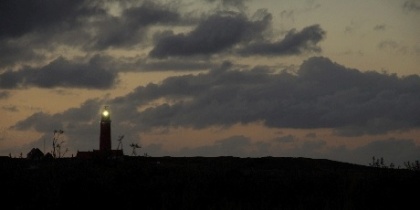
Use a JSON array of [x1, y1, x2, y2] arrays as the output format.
[[12, 112, 64, 132], [0, 41, 45, 68], [0, 0, 182, 68], [149, 11, 272, 58], [203, 0, 250, 11], [0, 0, 97, 39], [2, 0, 418, 165], [0, 0, 101, 67], [11, 53, 420, 160], [11, 57, 420, 137], [11, 99, 101, 152], [238, 24, 326, 56], [90, 1, 180, 50], [0, 56, 118, 89], [108, 56, 420, 136], [76, 55, 216, 73], [12, 98, 103, 132], [220, 0, 249, 10], [403, 0, 420, 12], [0, 0, 323, 72], [0, 70, 21, 89], [134, 58, 217, 72]]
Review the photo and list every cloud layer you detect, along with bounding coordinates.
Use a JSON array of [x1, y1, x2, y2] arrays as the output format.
[[13, 57, 420, 137]]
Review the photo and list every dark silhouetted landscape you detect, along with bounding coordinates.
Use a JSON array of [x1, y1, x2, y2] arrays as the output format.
[[1, 156, 419, 210]]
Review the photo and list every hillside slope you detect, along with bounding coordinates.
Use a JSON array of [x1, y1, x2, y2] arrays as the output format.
[[1, 156, 419, 210]]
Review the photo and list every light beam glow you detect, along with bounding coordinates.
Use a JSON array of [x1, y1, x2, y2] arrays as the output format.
[[102, 110, 109, 117]]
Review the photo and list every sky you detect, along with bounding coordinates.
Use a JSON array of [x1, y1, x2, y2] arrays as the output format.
[[0, 0, 419, 166]]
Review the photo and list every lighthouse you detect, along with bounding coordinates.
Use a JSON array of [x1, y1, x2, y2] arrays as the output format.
[[99, 106, 111, 151], [76, 105, 124, 159]]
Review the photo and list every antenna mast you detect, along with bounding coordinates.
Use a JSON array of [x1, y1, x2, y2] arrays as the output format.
[[116, 135, 124, 151]]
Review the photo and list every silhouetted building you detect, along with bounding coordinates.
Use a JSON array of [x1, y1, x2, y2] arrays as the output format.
[[27, 148, 44, 160], [76, 106, 124, 159], [44, 152, 54, 159]]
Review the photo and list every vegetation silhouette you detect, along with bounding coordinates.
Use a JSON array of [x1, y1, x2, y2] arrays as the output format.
[[51, 129, 67, 158], [1, 156, 419, 210], [129, 143, 141, 156]]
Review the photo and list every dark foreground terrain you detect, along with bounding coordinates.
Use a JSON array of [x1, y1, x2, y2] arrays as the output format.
[[1, 156, 419, 210]]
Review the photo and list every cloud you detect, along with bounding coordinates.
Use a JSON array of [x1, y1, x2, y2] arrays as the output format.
[[149, 10, 272, 58], [0, 0, 324, 74], [12, 112, 64, 132], [10, 99, 107, 153], [12, 99, 101, 131], [149, 9, 324, 58], [0, 41, 46, 68], [204, 0, 250, 11], [0, 56, 118, 89], [0, 0, 97, 39], [403, 0, 420, 12], [11, 56, 420, 141], [0, 0, 183, 68], [90, 1, 180, 50], [0, 0, 102, 68], [237, 24, 326, 56], [134, 58, 217, 72], [66, 56, 418, 137]]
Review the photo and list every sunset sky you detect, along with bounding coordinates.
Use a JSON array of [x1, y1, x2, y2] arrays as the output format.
[[1, 0, 419, 166]]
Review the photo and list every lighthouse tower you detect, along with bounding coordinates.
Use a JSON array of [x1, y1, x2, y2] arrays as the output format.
[[99, 106, 111, 151], [76, 105, 123, 159]]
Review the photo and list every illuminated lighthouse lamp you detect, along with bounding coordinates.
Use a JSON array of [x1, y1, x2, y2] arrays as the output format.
[[102, 110, 109, 117]]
